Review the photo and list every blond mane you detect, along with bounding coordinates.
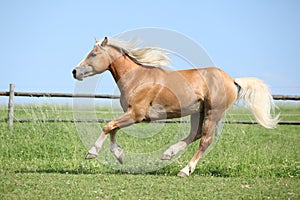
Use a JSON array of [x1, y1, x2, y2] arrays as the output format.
[[106, 38, 171, 68]]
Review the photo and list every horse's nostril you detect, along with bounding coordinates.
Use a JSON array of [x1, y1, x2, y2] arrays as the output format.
[[72, 69, 77, 78]]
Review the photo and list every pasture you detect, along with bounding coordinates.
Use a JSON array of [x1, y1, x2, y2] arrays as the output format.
[[0, 104, 299, 199]]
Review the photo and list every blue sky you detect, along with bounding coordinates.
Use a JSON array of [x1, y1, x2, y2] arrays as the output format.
[[1, 0, 299, 103]]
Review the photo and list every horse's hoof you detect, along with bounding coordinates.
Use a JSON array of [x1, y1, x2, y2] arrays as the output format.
[[85, 153, 98, 159], [177, 171, 189, 177], [161, 154, 172, 160], [116, 153, 125, 164], [111, 147, 125, 164]]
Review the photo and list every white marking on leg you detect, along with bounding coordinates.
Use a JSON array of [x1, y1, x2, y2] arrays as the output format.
[[188, 161, 197, 174], [88, 146, 98, 155], [86, 132, 107, 159], [93, 132, 107, 151], [110, 140, 125, 164], [111, 146, 125, 164], [178, 165, 190, 177], [162, 141, 187, 160], [109, 132, 125, 164]]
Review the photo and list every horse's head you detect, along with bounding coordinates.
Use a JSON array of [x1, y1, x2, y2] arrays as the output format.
[[72, 37, 112, 81]]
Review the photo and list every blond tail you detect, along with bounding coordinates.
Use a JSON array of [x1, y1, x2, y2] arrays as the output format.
[[234, 78, 280, 128]]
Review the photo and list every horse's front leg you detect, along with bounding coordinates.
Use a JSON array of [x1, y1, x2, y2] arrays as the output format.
[[110, 130, 125, 164], [86, 111, 135, 160], [85, 131, 107, 159]]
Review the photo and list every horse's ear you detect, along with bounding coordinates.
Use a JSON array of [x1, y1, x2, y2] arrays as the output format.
[[101, 37, 108, 47], [95, 37, 100, 44]]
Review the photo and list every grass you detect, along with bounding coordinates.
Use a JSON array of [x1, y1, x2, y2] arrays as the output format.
[[0, 103, 299, 199], [1, 173, 298, 199]]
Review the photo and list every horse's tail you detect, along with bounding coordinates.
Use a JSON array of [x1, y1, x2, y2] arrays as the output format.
[[234, 77, 280, 128]]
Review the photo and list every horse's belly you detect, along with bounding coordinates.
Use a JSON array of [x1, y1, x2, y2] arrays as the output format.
[[146, 101, 202, 120]]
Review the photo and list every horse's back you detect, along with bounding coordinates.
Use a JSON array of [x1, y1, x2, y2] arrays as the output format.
[[177, 67, 238, 109]]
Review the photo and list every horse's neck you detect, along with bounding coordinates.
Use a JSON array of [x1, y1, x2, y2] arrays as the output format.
[[108, 55, 140, 84]]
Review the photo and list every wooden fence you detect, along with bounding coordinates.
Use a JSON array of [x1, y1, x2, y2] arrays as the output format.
[[1, 83, 300, 131]]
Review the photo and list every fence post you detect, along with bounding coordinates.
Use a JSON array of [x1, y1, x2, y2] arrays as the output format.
[[8, 83, 14, 132]]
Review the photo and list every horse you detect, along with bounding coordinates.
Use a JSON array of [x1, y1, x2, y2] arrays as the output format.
[[72, 37, 279, 177]]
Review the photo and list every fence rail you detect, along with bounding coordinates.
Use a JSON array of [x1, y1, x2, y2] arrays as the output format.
[[1, 91, 300, 101], [1, 83, 300, 131], [0, 91, 120, 99]]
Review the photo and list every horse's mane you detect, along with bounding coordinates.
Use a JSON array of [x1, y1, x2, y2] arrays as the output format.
[[106, 38, 170, 68]]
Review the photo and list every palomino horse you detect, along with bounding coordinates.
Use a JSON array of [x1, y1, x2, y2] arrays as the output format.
[[72, 37, 279, 177]]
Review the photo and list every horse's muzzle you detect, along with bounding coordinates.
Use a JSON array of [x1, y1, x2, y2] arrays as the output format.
[[72, 65, 94, 81]]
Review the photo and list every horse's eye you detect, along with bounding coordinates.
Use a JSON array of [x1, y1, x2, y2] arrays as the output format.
[[90, 53, 97, 57]]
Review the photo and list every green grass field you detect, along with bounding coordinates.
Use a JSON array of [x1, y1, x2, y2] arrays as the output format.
[[0, 103, 299, 199]]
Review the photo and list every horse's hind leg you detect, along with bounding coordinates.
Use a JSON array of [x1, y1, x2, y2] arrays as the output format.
[[177, 116, 216, 177], [161, 111, 204, 160], [177, 104, 226, 177]]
